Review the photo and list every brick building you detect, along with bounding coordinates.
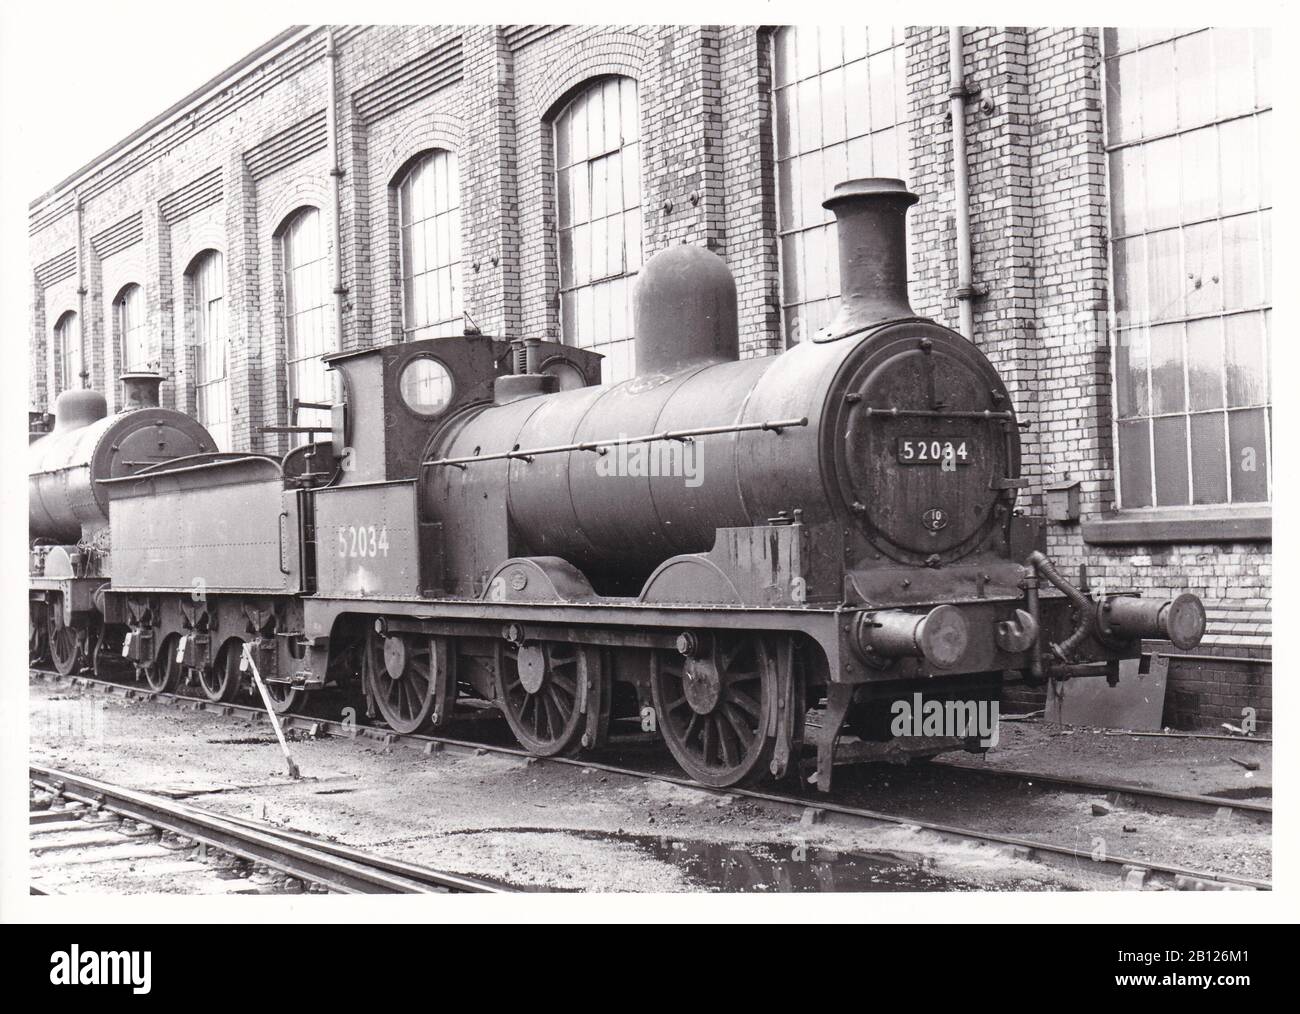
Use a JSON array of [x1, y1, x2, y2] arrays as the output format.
[[27, 25, 1271, 726]]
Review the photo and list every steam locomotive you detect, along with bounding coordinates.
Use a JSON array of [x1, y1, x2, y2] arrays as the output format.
[[29, 178, 1207, 790]]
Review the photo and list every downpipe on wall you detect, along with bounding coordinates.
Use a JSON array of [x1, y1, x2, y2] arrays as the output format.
[[326, 28, 346, 350], [948, 26, 979, 340]]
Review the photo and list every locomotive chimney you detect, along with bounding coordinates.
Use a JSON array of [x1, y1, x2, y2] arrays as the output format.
[[119, 372, 162, 410], [817, 177, 918, 342], [633, 244, 739, 376]]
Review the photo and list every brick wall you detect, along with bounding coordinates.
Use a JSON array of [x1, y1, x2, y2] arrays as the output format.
[[27, 24, 1271, 718]]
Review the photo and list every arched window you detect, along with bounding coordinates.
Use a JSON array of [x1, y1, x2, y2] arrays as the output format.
[[279, 207, 336, 431], [554, 75, 641, 383], [55, 311, 81, 393], [772, 26, 911, 342], [116, 284, 148, 372], [190, 251, 230, 450], [398, 149, 463, 339]]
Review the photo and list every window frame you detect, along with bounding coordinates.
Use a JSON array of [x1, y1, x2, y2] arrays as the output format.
[[552, 74, 643, 384], [396, 148, 464, 340], [769, 25, 912, 346], [55, 310, 80, 393], [278, 206, 336, 430], [189, 250, 230, 449], [116, 283, 148, 374], [1092, 27, 1271, 542]]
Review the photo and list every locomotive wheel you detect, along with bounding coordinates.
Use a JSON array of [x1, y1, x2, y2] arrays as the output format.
[[650, 633, 778, 788], [497, 640, 594, 756], [201, 639, 245, 704], [143, 634, 182, 693], [48, 618, 85, 677], [363, 632, 449, 734]]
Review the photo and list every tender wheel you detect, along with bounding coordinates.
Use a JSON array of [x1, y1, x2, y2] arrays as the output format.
[[201, 638, 246, 704], [650, 633, 778, 787], [263, 680, 305, 715], [142, 633, 182, 693], [232, 636, 303, 714], [48, 617, 86, 677], [497, 640, 597, 756], [363, 631, 453, 734]]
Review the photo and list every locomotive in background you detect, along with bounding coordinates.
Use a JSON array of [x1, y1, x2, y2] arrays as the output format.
[[29, 179, 1207, 790]]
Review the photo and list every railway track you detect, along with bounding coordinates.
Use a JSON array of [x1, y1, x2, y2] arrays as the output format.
[[29, 764, 509, 895], [31, 668, 1271, 892]]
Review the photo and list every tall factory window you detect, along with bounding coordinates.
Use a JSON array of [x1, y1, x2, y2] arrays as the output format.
[[1105, 28, 1271, 509], [55, 311, 81, 393], [397, 149, 463, 338], [772, 26, 911, 343], [554, 75, 641, 383], [190, 250, 230, 451], [279, 207, 336, 432], [117, 284, 148, 373]]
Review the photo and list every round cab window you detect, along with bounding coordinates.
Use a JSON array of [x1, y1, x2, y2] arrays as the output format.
[[399, 357, 454, 416]]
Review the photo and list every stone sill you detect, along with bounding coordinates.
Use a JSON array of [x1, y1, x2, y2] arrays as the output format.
[[1081, 506, 1271, 545]]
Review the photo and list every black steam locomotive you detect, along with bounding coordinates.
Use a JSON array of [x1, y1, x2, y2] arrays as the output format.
[[29, 178, 1206, 789]]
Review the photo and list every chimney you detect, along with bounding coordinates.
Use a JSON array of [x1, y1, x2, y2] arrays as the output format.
[[816, 178, 918, 342], [633, 244, 738, 376], [120, 372, 162, 410]]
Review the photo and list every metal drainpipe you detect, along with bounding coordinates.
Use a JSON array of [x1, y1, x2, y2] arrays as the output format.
[[74, 192, 88, 388], [948, 25, 976, 340], [325, 28, 346, 349]]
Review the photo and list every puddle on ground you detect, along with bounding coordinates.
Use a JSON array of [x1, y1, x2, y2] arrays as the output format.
[[448, 827, 1051, 892], [624, 834, 986, 892]]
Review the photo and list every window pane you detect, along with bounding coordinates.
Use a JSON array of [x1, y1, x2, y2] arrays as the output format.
[[1175, 31, 1215, 131], [1152, 415, 1189, 506], [1185, 317, 1223, 410], [1224, 311, 1267, 406], [1189, 412, 1228, 504], [1215, 28, 1257, 120], [1118, 419, 1153, 507], [1110, 147, 1145, 236], [1139, 42, 1177, 138], [1112, 237, 1147, 320], [1149, 322, 1186, 414], [797, 79, 821, 153], [1115, 327, 1150, 418], [1178, 126, 1217, 223], [844, 58, 869, 138], [1228, 408, 1268, 501], [1105, 52, 1141, 144], [1145, 229, 1183, 321], [1182, 220, 1222, 317], [821, 67, 846, 144], [1143, 136, 1181, 230], [1221, 213, 1263, 310], [1218, 116, 1260, 217]]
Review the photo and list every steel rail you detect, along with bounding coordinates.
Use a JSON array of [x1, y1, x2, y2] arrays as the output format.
[[29, 763, 505, 895], [424, 416, 809, 468], [928, 760, 1271, 819], [34, 669, 1271, 890]]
